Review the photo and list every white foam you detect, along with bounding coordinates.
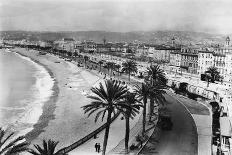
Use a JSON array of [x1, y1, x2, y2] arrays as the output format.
[[9, 51, 55, 135]]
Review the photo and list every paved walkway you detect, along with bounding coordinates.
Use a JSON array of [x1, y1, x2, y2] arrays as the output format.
[[107, 113, 157, 155]]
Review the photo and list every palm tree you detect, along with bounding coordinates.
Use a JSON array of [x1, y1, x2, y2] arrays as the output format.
[[114, 64, 121, 76], [106, 62, 115, 76], [67, 51, 72, 58], [145, 65, 167, 122], [98, 60, 104, 72], [148, 82, 167, 122], [145, 65, 167, 85], [118, 92, 141, 153], [0, 127, 29, 155], [121, 60, 138, 81], [82, 80, 128, 155], [83, 55, 89, 68], [28, 139, 61, 155], [205, 66, 221, 83], [134, 82, 150, 136]]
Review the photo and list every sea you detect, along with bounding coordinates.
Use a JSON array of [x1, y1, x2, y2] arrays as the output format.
[[0, 49, 54, 136]]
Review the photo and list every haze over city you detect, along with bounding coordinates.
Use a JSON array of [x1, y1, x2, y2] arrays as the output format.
[[1, 0, 232, 34]]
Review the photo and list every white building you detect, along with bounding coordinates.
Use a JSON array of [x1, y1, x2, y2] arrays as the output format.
[[198, 49, 214, 75]]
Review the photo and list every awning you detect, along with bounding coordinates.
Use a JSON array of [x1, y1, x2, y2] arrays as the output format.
[[220, 117, 232, 137]]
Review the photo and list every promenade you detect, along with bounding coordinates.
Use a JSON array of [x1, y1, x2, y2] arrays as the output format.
[[74, 53, 213, 155], [16, 49, 213, 155]]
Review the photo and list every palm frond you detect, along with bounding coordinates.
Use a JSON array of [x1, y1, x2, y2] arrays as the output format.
[[5, 141, 29, 155]]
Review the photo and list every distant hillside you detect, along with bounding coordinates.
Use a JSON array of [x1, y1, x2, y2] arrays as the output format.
[[0, 30, 226, 45]]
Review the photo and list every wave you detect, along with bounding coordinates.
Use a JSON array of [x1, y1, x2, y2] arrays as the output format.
[[6, 51, 55, 135]]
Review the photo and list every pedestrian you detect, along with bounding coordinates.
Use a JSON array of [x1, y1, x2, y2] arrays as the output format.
[[97, 143, 101, 153], [95, 143, 98, 152]]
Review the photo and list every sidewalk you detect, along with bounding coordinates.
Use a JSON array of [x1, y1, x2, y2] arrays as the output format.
[[107, 114, 157, 155]]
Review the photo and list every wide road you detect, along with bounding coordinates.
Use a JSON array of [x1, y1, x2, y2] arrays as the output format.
[[140, 93, 199, 155]]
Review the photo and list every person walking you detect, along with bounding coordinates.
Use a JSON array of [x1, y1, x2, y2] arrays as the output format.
[[95, 143, 98, 152], [97, 143, 101, 153]]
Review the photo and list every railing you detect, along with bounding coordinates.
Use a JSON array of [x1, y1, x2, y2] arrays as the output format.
[[56, 112, 120, 155]]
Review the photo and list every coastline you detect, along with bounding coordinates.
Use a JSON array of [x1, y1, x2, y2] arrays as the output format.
[[8, 48, 146, 154], [12, 48, 106, 151], [11, 50, 59, 142]]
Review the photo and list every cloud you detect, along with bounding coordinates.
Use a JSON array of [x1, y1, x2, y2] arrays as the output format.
[[1, 0, 232, 34]]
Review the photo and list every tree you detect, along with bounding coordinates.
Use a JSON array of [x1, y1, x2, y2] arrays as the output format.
[[82, 80, 128, 155], [67, 51, 72, 58], [145, 65, 167, 122], [118, 92, 141, 153], [114, 64, 121, 76], [73, 52, 78, 57], [205, 66, 221, 83], [0, 127, 29, 155], [134, 82, 150, 136], [106, 62, 115, 77], [148, 82, 167, 122], [121, 60, 138, 81], [98, 60, 103, 72], [145, 65, 167, 85], [83, 55, 89, 68], [28, 139, 61, 155]]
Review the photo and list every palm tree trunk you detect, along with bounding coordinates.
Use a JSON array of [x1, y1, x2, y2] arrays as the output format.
[[149, 97, 154, 122], [128, 72, 131, 81], [142, 98, 147, 136], [102, 111, 112, 155], [125, 114, 130, 153], [100, 64, 102, 72]]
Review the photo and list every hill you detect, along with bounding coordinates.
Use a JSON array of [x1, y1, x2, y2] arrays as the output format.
[[0, 30, 226, 45]]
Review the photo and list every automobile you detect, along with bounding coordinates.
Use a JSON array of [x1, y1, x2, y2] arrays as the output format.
[[158, 114, 173, 131]]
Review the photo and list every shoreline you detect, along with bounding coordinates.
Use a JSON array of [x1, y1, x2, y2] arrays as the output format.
[[12, 48, 107, 152], [12, 50, 60, 142]]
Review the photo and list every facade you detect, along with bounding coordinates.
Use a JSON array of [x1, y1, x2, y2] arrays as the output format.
[[195, 37, 232, 86], [169, 48, 182, 74], [198, 49, 214, 75], [83, 40, 97, 53], [180, 46, 199, 74], [56, 38, 75, 52], [152, 45, 171, 63], [213, 37, 232, 84], [136, 45, 149, 57]]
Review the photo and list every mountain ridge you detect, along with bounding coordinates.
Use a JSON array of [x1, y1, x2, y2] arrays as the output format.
[[0, 30, 226, 45]]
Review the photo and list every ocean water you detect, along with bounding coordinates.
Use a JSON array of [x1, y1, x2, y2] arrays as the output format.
[[0, 49, 54, 135]]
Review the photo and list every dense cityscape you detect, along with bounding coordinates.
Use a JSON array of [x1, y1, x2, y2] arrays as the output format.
[[0, 31, 232, 154], [1, 0, 232, 155]]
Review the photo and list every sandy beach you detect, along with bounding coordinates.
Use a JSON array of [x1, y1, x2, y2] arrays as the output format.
[[8, 48, 144, 155], [12, 48, 106, 151]]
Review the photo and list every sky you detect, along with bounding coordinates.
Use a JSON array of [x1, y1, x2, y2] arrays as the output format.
[[1, 0, 232, 34]]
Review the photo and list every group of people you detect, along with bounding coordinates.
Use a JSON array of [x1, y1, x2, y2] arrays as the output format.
[[95, 143, 101, 153]]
